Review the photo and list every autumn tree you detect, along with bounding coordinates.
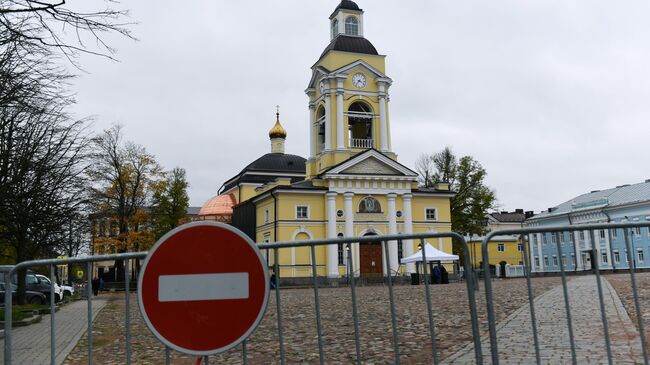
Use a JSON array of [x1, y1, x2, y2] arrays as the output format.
[[150, 167, 190, 239], [87, 125, 161, 255], [416, 147, 497, 255]]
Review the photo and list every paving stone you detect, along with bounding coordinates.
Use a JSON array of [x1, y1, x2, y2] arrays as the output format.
[[0, 297, 107, 365], [443, 275, 645, 364]]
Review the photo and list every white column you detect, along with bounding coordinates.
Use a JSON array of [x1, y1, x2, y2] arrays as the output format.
[[378, 82, 388, 151], [309, 105, 316, 158], [527, 234, 536, 272], [402, 194, 415, 273], [387, 193, 398, 275], [324, 93, 332, 151], [344, 192, 355, 275], [573, 231, 582, 270], [336, 82, 345, 150], [604, 229, 612, 269], [326, 192, 338, 278], [379, 95, 388, 151], [537, 233, 544, 272]]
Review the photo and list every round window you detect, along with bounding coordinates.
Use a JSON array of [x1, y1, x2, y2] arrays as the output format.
[[396, 211, 402, 218], [337, 209, 344, 218]]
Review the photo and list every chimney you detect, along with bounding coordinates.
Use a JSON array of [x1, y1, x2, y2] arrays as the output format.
[[525, 211, 535, 219], [515, 209, 524, 214]]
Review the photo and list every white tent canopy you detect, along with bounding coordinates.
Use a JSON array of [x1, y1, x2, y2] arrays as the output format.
[[400, 243, 459, 264]]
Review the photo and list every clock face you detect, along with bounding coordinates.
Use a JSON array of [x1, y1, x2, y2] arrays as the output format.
[[319, 80, 327, 93], [352, 73, 367, 88]]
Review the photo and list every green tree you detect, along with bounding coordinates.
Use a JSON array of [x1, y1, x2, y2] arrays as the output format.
[[150, 168, 190, 239], [416, 147, 497, 255]]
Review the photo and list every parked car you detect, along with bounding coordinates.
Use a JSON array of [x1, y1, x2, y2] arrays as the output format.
[[35, 274, 64, 302], [60, 282, 75, 298], [0, 270, 61, 302], [0, 283, 47, 305]]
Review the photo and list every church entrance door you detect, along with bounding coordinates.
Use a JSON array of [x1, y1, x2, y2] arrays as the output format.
[[360, 241, 383, 277]]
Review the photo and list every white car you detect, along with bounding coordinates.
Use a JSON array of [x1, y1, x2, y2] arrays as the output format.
[[35, 274, 65, 302], [60, 282, 75, 298]]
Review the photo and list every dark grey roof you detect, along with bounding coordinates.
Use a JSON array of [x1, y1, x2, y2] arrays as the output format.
[[489, 212, 526, 223], [243, 153, 305, 173], [331, 0, 362, 17], [320, 35, 378, 59], [221, 153, 306, 193]]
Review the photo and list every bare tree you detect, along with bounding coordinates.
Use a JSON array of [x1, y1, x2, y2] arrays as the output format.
[[0, 29, 89, 302], [0, 0, 133, 64]]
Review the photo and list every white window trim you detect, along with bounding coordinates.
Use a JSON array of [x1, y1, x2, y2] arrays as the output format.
[[497, 243, 505, 252], [264, 209, 270, 224], [638, 249, 645, 263], [424, 207, 438, 221], [295, 205, 310, 220], [552, 255, 558, 266]]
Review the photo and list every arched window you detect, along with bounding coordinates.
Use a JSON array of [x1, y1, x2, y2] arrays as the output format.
[[331, 19, 339, 39], [348, 102, 373, 148], [316, 106, 326, 152], [345, 16, 358, 35], [359, 196, 382, 213]]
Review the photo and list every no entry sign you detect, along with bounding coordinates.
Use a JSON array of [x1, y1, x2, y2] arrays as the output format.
[[138, 222, 269, 355]]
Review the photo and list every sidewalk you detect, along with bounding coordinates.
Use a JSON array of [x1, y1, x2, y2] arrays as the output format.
[[443, 275, 644, 364], [0, 297, 108, 365]]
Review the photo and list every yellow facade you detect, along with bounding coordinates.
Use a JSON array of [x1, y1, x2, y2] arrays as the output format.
[[220, 2, 455, 281], [467, 238, 525, 267]]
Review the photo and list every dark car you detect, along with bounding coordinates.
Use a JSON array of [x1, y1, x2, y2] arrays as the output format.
[[0, 270, 59, 302], [0, 282, 47, 305]]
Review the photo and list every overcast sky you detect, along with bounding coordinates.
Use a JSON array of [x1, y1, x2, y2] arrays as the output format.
[[70, 0, 650, 213]]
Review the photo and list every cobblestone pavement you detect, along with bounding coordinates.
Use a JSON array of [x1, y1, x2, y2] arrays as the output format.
[[62, 277, 561, 364], [443, 275, 644, 364], [0, 297, 107, 365], [607, 272, 650, 349]]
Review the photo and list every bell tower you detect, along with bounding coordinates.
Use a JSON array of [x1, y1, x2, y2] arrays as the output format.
[[305, 0, 394, 179]]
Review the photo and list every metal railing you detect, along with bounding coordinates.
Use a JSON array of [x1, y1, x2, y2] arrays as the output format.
[[350, 138, 373, 148], [481, 221, 650, 365], [2, 231, 481, 365], [4, 222, 650, 364]]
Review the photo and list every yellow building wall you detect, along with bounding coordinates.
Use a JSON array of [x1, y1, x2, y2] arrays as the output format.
[[467, 240, 524, 267], [253, 189, 455, 278]]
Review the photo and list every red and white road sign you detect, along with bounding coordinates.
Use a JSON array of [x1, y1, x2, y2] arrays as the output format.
[[138, 222, 269, 356]]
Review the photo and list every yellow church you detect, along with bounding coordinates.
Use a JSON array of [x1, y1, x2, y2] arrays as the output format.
[[202, 0, 454, 282]]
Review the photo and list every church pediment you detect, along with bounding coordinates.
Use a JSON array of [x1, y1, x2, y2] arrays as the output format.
[[307, 60, 390, 90], [340, 156, 402, 175], [322, 149, 417, 178]]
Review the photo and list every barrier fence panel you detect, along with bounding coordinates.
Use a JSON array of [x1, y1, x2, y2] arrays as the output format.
[[481, 222, 650, 365], [3, 231, 480, 364]]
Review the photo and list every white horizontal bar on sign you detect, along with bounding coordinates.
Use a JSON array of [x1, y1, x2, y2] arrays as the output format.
[[158, 273, 249, 302]]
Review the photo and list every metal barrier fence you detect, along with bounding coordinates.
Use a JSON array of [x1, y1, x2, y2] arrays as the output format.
[[4, 222, 650, 364], [2, 231, 482, 365], [482, 221, 650, 365]]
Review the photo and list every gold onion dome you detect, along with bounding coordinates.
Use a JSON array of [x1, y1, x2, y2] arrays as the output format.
[[269, 111, 287, 139]]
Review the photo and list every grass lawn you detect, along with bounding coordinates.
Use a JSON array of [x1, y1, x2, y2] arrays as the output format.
[[0, 304, 49, 322]]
